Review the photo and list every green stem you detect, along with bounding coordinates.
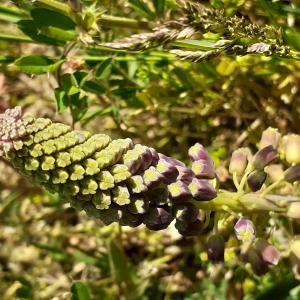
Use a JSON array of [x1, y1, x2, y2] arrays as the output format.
[[193, 191, 289, 213], [260, 178, 284, 198], [0, 34, 33, 43]]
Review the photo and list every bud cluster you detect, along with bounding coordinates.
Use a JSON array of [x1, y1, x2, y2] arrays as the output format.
[[0, 107, 217, 236]]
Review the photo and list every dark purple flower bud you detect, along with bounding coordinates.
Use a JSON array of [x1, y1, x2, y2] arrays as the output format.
[[143, 206, 173, 230], [234, 217, 255, 242], [175, 219, 204, 236], [191, 159, 215, 179], [118, 209, 143, 227], [259, 127, 281, 149], [188, 143, 211, 162], [147, 186, 169, 206], [229, 148, 251, 175], [98, 207, 120, 225], [168, 180, 191, 201], [176, 166, 194, 185], [255, 239, 280, 266], [173, 203, 199, 223], [207, 235, 225, 263], [284, 164, 300, 183], [246, 248, 269, 276], [156, 158, 179, 184], [247, 170, 267, 192], [188, 178, 217, 201], [252, 145, 278, 170]]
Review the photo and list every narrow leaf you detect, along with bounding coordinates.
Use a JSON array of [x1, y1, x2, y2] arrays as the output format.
[[14, 55, 64, 75], [71, 282, 91, 300], [152, 0, 165, 16]]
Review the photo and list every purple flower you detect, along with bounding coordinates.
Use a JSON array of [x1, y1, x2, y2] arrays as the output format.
[[234, 217, 255, 242], [252, 145, 278, 170]]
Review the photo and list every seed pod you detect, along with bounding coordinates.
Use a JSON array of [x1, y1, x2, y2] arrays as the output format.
[[0, 107, 214, 236], [229, 148, 251, 175], [259, 127, 281, 149], [234, 217, 255, 242], [247, 170, 267, 192], [207, 235, 225, 263], [252, 145, 278, 170]]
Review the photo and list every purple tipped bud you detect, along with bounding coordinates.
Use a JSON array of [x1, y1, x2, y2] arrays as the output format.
[[168, 181, 191, 201], [255, 239, 280, 266], [246, 248, 269, 276], [283, 134, 300, 165], [188, 143, 211, 162], [252, 145, 278, 170], [144, 206, 173, 230], [156, 159, 179, 184], [284, 164, 300, 183], [247, 170, 267, 192], [173, 203, 199, 223], [188, 178, 217, 201], [229, 148, 251, 175], [175, 219, 204, 236], [207, 235, 225, 264], [234, 217, 255, 242], [259, 127, 281, 149], [149, 148, 159, 165], [287, 202, 300, 219], [191, 159, 216, 179], [158, 153, 185, 167], [140, 148, 153, 171], [176, 166, 194, 184]]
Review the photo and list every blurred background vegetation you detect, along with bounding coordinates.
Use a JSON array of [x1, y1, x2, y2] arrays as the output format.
[[1, 0, 300, 299]]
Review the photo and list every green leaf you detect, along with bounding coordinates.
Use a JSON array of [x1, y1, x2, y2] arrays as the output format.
[[284, 28, 300, 51], [18, 20, 64, 45], [128, 0, 154, 19], [152, 0, 165, 16], [54, 88, 69, 112], [30, 8, 75, 30], [95, 58, 113, 78], [14, 55, 64, 75], [71, 282, 91, 300]]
